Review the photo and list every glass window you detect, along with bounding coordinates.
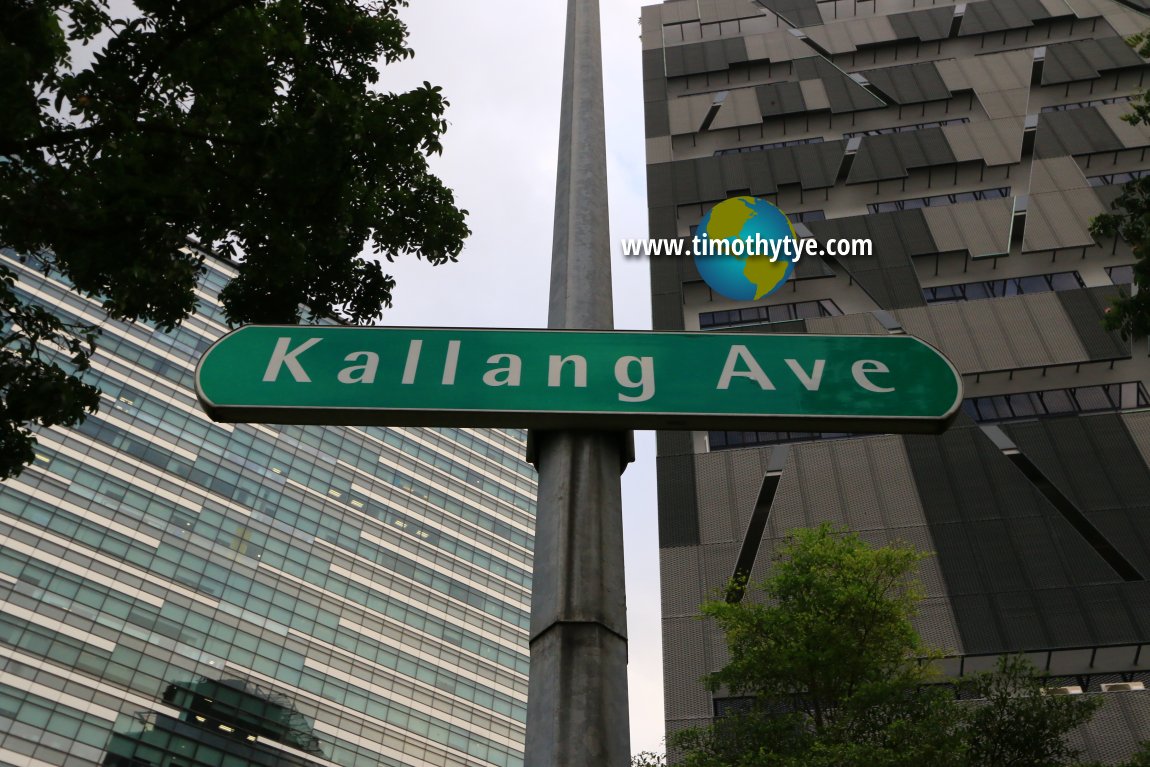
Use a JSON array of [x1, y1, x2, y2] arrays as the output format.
[[1040, 389, 1075, 414], [1050, 272, 1083, 290], [1108, 265, 1135, 285], [1018, 275, 1050, 294], [1073, 385, 1112, 412]]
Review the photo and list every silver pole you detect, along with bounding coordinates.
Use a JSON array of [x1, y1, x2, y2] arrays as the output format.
[[524, 0, 631, 763]]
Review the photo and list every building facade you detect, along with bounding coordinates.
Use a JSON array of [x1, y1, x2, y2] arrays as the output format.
[[642, 0, 1150, 761], [0, 251, 535, 767]]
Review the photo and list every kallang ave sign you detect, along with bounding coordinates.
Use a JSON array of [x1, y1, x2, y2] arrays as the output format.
[[195, 325, 962, 433]]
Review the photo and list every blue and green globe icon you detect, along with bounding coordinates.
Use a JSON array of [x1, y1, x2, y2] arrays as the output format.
[[694, 196, 797, 301]]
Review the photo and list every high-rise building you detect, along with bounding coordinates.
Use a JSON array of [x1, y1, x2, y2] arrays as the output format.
[[642, 0, 1150, 761], [0, 250, 535, 767]]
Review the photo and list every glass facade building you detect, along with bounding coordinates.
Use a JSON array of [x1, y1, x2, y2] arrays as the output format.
[[0, 251, 535, 767]]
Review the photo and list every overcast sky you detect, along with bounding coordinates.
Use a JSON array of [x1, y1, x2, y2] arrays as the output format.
[[374, 0, 665, 755]]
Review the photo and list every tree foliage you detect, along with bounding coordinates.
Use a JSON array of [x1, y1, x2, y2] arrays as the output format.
[[671, 525, 1103, 767], [1090, 32, 1150, 339], [0, 0, 468, 478], [631, 751, 667, 767]]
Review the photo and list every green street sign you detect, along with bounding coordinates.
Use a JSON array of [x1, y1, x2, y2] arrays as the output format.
[[195, 326, 963, 434]]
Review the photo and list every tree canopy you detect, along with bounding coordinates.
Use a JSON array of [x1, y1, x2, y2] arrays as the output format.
[[670, 525, 1104, 767], [0, 0, 468, 478]]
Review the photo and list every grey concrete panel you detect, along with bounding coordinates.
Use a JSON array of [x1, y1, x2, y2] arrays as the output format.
[[645, 99, 670, 139], [646, 164, 674, 208], [809, 211, 931, 309], [918, 597, 965, 654], [658, 453, 700, 548], [894, 291, 1092, 373], [664, 45, 687, 79], [660, 546, 705, 617], [1122, 411, 1150, 473], [723, 36, 749, 66], [757, 0, 822, 27], [889, 6, 957, 42], [662, 144, 844, 206], [662, 615, 717, 721], [643, 72, 668, 103], [717, 154, 751, 195], [649, 243, 691, 294], [703, 40, 728, 72], [793, 253, 834, 280], [1069, 691, 1150, 764], [657, 430, 694, 458], [651, 291, 684, 331], [642, 48, 666, 83], [959, 0, 1050, 36], [699, 542, 743, 598], [818, 61, 887, 113], [903, 424, 1135, 654], [1004, 414, 1150, 575], [1030, 586, 1098, 647], [695, 157, 727, 201], [1035, 108, 1125, 157], [695, 447, 781, 546], [681, 43, 708, 76], [1056, 286, 1130, 361], [805, 312, 887, 335], [755, 81, 807, 117], [922, 198, 1013, 258], [848, 128, 957, 183], [741, 435, 964, 651], [672, 160, 701, 204], [795, 140, 847, 189], [648, 204, 677, 239], [1042, 37, 1146, 85], [864, 62, 952, 105]]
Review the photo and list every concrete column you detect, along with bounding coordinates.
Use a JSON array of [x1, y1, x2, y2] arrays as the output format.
[[525, 0, 631, 763]]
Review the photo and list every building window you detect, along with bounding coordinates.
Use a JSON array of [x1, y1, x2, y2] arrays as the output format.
[[789, 209, 826, 224], [843, 117, 969, 140], [699, 299, 842, 329], [923, 271, 1083, 303], [962, 382, 1149, 424], [709, 430, 850, 450], [1040, 95, 1131, 113], [1107, 265, 1135, 285], [709, 382, 1149, 451], [714, 136, 824, 156], [1088, 170, 1147, 187], [868, 187, 1010, 215]]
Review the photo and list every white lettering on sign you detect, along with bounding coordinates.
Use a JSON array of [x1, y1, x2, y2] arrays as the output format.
[[716, 345, 776, 391], [483, 354, 523, 387], [263, 337, 322, 383], [258, 338, 900, 403], [401, 340, 422, 385], [442, 340, 461, 385], [548, 355, 588, 388], [784, 358, 825, 391], [338, 352, 379, 384], [852, 360, 894, 393], [615, 356, 655, 402], [716, 346, 894, 394]]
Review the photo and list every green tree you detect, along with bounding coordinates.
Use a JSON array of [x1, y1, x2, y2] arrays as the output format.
[[0, 0, 468, 478], [631, 751, 667, 767], [1089, 32, 1150, 339], [671, 525, 1102, 767]]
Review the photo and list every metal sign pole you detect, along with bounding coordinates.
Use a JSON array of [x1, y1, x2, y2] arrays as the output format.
[[524, 0, 631, 763]]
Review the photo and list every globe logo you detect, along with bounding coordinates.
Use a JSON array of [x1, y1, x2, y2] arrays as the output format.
[[694, 196, 797, 301]]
